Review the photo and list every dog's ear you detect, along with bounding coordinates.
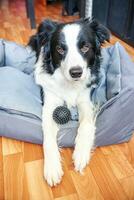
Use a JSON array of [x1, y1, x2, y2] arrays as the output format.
[[28, 19, 58, 55], [88, 18, 110, 46]]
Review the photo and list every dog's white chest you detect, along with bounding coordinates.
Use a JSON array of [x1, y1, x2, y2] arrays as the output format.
[[36, 68, 88, 108], [45, 77, 83, 107]]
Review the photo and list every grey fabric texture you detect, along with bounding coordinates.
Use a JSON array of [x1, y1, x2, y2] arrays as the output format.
[[3, 39, 36, 74], [0, 39, 134, 147], [0, 67, 41, 119], [91, 42, 122, 106]]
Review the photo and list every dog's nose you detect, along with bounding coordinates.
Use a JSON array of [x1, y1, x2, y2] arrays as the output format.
[[69, 67, 83, 78]]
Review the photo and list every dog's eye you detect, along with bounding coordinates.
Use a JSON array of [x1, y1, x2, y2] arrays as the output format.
[[81, 44, 90, 53], [56, 45, 65, 55]]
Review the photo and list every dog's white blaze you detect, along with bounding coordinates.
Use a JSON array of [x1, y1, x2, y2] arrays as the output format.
[[62, 24, 80, 53], [61, 24, 87, 81]]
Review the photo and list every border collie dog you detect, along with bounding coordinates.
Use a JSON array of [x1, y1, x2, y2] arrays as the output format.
[[28, 18, 110, 186]]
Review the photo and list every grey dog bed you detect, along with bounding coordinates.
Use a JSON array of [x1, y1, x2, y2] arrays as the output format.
[[0, 39, 134, 147]]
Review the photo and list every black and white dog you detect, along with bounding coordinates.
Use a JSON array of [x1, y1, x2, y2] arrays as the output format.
[[28, 18, 110, 186]]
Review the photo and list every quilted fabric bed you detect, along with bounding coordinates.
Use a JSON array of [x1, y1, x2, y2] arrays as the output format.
[[0, 39, 134, 147]]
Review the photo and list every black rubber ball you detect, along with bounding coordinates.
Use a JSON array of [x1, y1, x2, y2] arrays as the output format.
[[53, 106, 71, 125]]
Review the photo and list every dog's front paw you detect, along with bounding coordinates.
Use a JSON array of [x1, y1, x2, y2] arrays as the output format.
[[72, 144, 91, 173], [73, 124, 95, 173], [44, 154, 64, 187]]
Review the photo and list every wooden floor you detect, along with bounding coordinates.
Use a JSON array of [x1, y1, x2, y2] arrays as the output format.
[[0, 0, 134, 199]]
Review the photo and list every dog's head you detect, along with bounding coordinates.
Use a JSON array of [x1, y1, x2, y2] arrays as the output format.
[[28, 18, 110, 83]]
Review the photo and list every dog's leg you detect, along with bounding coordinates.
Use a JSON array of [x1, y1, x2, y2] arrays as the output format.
[[73, 89, 96, 173], [42, 91, 64, 186]]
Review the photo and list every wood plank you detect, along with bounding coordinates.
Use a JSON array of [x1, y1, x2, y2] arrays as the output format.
[[119, 135, 134, 168], [119, 176, 134, 200], [25, 159, 53, 200], [90, 149, 128, 200], [22, 168, 30, 199], [55, 194, 79, 200], [2, 137, 23, 156], [71, 167, 104, 200], [24, 142, 43, 162], [101, 146, 113, 155], [52, 164, 76, 199], [3, 153, 24, 200], [102, 145, 134, 180], [61, 148, 74, 170]]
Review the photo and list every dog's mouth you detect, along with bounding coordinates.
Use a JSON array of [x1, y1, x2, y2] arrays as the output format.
[[68, 75, 82, 82], [65, 75, 82, 83], [74, 78, 81, 81]]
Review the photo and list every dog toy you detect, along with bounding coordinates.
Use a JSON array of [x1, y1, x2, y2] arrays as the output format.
[[53, 106, 71, 124]]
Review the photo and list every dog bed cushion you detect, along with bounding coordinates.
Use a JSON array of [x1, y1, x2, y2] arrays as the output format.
[[0, 39, 134, 147]]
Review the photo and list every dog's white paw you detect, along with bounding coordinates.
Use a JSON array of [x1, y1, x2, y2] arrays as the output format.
[[72, 144, 91, 173], [73, 124, 95, 173], [44, 153, 64, 187]]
